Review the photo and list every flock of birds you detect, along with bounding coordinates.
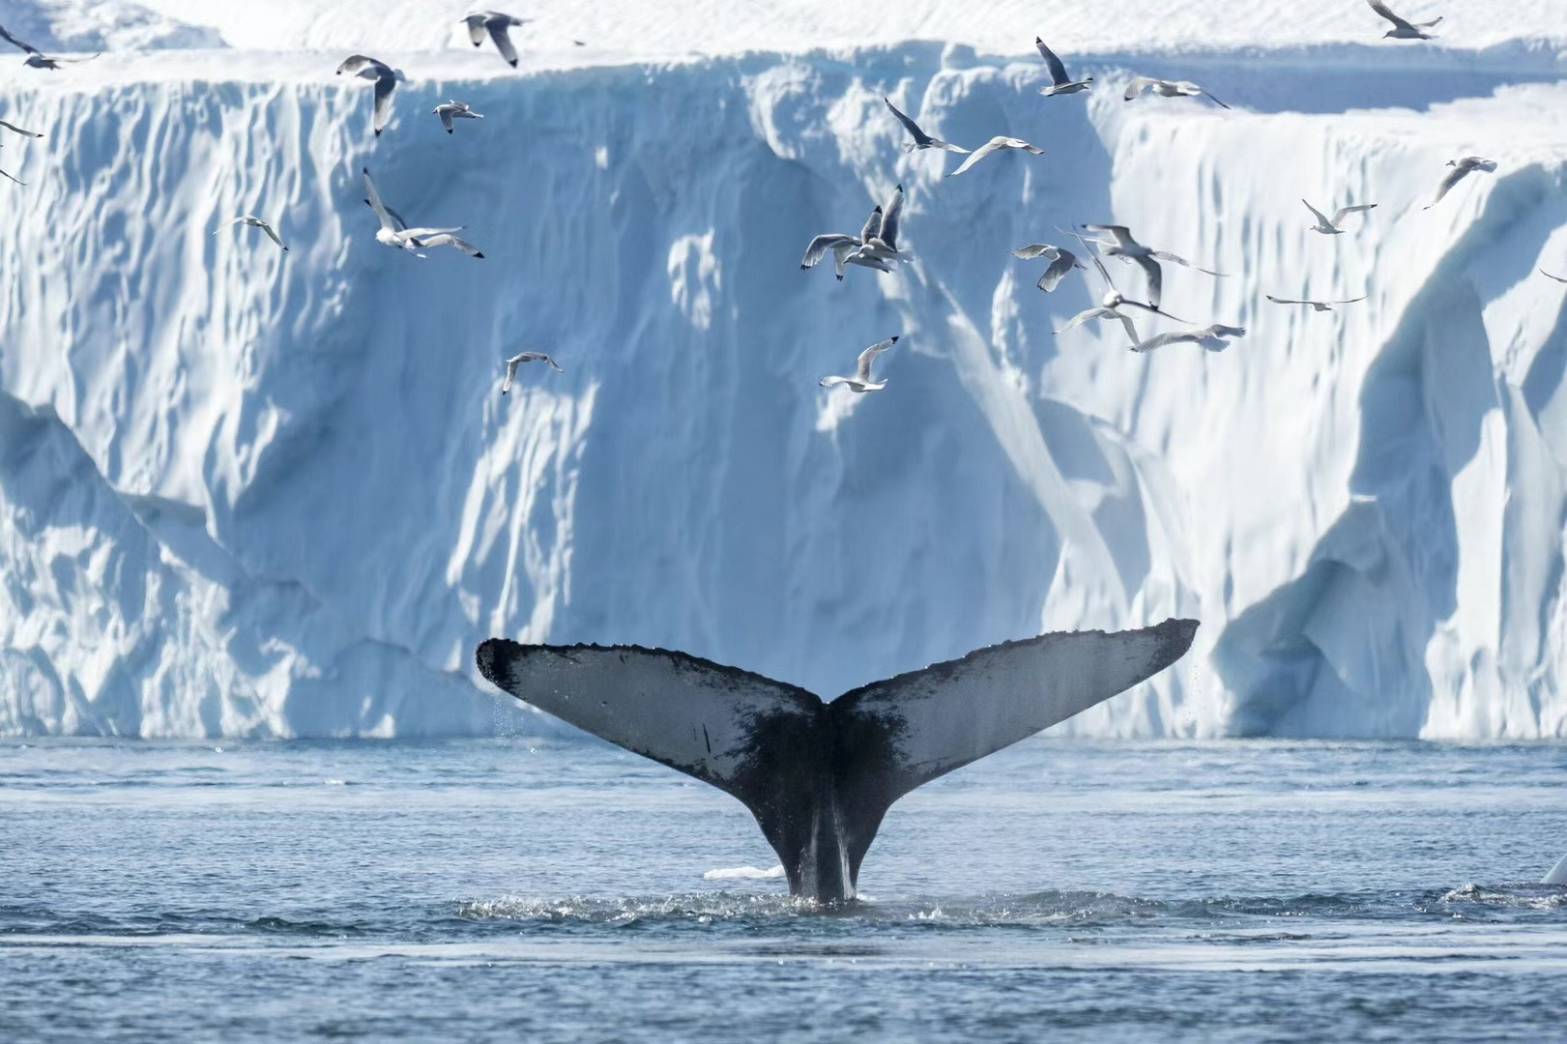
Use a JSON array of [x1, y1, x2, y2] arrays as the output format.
[[0, 2, 1560, 396], [800, 2, 1559, 392]]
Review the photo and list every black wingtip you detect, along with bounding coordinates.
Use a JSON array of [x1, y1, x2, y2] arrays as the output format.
[[474, 252, 486, 259], [508, 59, 518, 67], [889, 335, 900, 343]]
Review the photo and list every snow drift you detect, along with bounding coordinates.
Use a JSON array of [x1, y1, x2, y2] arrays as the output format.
[[1, 27, 1565, 737]]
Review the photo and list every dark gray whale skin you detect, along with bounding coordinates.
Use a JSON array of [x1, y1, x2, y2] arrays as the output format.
[[476, 618, 1199, 902]]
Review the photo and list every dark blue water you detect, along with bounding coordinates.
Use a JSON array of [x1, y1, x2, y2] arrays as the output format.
[[3, 738, 1565, 1042]]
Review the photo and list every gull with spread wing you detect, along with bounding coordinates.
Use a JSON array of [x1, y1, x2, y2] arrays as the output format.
[[1013, 243, 1085, 293], [0, 118, 42, 139], [1425, 156, 1497, 209], [820, 337, 898, 393], [433, 100, 483, 134], [883, 97, 968, 154], [502, 352, 563, 392], [1130, 325, 1246, 354], [463, 11, 529, 67], [336, 54, 405, 137], [802, 200, 890, 275], [215, 216, 288, 251], [948, 137, 1044, 177], [1303, 199, 1377, 235], [1266, 293, 1368, 313], [362, 167, 485, 259], [1036, 37, 1092, 97], [1368, 1, 1442, 40], [1124, 77, 1230, 109]]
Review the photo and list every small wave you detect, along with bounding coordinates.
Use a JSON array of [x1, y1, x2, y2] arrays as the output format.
[[454, 893, 815, 926], [1436, 883, 1567, 913], [702, 865, 785, 881]]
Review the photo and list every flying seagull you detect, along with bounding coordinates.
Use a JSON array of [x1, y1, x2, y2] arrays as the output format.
[[853, 184, 911, 265], [820, 336, 898, 393], [947, 137, 1044, 177], [1303, 199, 1377, 235], [502, 351, 563, 392], [1124, 77, 1230, 109], [1425, 156, 1497, 209], [1056, 227, 1200, 343], [1036, 37, 1092, 97], [1013, 243, 1085, 293], [0, 165, 22, 187], [883, 97, 968, 154], [433, 100, 483, 134], [1266, 293, 1368, 312], [215, 216, 287, 251], [23, 52, 100, 70], [1079, 223, 1223, 308], [336, 54, 405, 137], [801, 204, 894, 280], [1130, 324, 1246, 354], [362, 167, 485, 258], [1368, 1, 1442, 40], [0, 118, 42, 139], [1540, 270, 1567, 284], [0, 23, 39, 55], [463, 11, 529, 67]]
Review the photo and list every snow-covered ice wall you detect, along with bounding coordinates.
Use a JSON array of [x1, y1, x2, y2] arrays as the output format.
[[2, 27, 1566, 737]]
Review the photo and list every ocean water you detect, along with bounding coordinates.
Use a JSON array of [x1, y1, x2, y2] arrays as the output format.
[[2, 736, 1564, 1042]]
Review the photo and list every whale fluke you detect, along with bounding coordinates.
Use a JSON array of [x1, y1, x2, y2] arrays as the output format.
[[476, 618, 1199, 902]]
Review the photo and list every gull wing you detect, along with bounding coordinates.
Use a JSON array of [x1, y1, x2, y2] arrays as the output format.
[[1149, 249, 1225, 277], [0, 23, 41, 55], [336, 54, 381, 75], [879, 184, 904, 250], [1201, 88, 1231, 110], [1129, 254, 1163, 307], [1063, 227, 1118, 291], [1266, 294, 1313, 306], [800, 233, 858, 269], [439, 108, 454, 133], [487, 21, 520, 66], [1130, 330, 1196, 353], [859, 205, 883, 243], [412, 232, 484, 258], [0, 165, 23, 186], [948, 137, 1043, 177], [1542, 270, 1567, 284], [372, 69, 398, 135], [1056, 306, 1112, 334], [0, 118, 42, 137], [259, 220, 286, 250], [1368, 0, 1417, 32], [1035, 37, 1070, 87], [464, 16, 487, 46], [854, 336, 898, 382], [1332, 203, 1377, 225], [1036, 251, 1082, 293], [1013, 243, 1060, 260], [1302, 198, 1334, 226], [361, 168, 399, 232], [883, 96, 929, 146]]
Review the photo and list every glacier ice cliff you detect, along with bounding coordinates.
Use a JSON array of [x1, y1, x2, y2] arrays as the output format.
[[1, 41, 1565, 737]]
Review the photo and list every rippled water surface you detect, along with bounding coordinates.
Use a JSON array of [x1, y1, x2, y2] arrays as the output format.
[[3, 738, 1565, 1042]]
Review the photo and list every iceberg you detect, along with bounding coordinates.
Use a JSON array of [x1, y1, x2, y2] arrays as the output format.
[[1, 3, 1564, 737]]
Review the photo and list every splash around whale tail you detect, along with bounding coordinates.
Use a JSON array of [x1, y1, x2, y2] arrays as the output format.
[[476, 618, 1199, 901]]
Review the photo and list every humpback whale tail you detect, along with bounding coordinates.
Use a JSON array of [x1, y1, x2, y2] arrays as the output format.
[[476, 618, 1198, 902]]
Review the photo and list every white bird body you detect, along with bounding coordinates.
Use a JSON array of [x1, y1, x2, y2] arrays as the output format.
[[1036, 37, 1092, 96], [463, 10, 529, 67], [820, 337, 898, 393], [1124, 77, 1230, 109], [801, 186, 908, 279], [215, 215, 288, 251], [883, 97, 968, 154], [362, 168, 486, 259], [502, 351, 563, 392], [434, 100, 484, 134], [336, 54, 405, 136], [947, 137, 1044, 177], [1425, 156, 1497, 209], [1303, 199, 1378, 235], [1369, 1, 1442, 40]]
